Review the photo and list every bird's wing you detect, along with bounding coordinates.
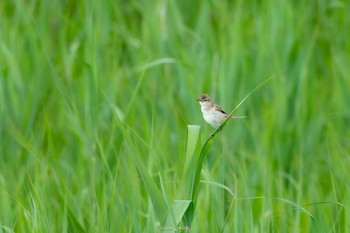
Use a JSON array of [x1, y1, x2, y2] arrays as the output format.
[[214, 104, 228, 115]]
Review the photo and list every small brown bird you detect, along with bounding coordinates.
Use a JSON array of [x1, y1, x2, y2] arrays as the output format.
[[196, 94, 246, 128]]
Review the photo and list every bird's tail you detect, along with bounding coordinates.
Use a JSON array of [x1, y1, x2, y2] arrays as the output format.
[[231, 115, 247, 119]]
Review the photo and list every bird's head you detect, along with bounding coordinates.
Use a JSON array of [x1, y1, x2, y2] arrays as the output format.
[[196, 94, 212, 107]]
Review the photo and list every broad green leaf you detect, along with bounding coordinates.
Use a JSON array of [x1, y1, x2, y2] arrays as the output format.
[[165, 200, 193, 229], [183, 125, 201, 201], [182, 126, 201, 226], [184, 125, 201, 172]]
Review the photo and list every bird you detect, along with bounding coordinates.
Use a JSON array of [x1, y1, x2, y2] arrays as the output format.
[[196, 94, 246, 128]]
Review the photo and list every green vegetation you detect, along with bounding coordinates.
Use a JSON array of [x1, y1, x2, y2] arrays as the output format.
[[1, 0, 350, 232]]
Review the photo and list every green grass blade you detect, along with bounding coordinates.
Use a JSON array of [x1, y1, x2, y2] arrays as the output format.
[[200, 180, 235, 197], [272, 197, 314, 219], [104, 95, 168, 225], [218, 76, 275, 132]]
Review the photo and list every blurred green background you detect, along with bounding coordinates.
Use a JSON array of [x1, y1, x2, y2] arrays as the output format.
[[1, 0, 350, 232]]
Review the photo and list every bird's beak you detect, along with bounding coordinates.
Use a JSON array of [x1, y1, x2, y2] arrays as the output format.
[[196, 98, 201, 102]]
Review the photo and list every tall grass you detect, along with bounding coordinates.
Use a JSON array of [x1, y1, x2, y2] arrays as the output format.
[[1, 0, 350, 232]]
